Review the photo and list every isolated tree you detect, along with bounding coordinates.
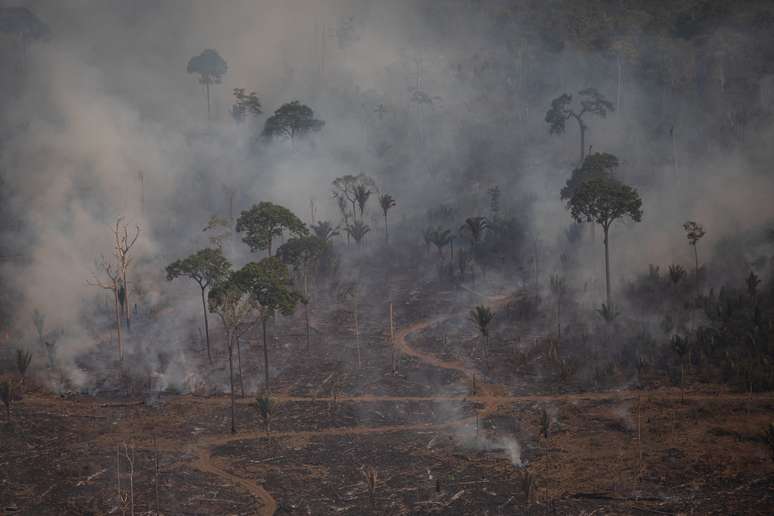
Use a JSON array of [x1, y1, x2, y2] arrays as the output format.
[[112, 218, 141, 331], [470, 305, 495, 365], [236, 258, 303, 394], [187, 49, 228, 119], [545, 88, 614, 162], [236, 202, 308, 256], [32, 308, 45, 349], [166, 247, 231, 364], [549, 274, 566, 358], [208, 274, 254, 433], [310, 220, 340, 241], [88, 257, 124, 362], [262, 101, 324, 142], [346, 220, 370, 246], [276, 236, 328, 350], [564, 168, 643, 309], [683, 221, 705, 291], [231, 88, 262, 124], [378, 194, 396, 244]]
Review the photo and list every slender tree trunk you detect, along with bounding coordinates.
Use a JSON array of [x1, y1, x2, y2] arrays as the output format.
[[557, 297, 561, 357], [354, 295, 361, 368], [114, 288, 123, 362], [304, 269, 311, 351], [450, 239, 454, 261], [201, 287, 212, 364], [262, 318, 270, 394], [236, 335, 245, 398], [617, 55, 622, 115], [693, 244, 699, 294], [122, 271, 131, 332], [206, 81, 211, 120], [384, 214, 389, 244], [603, 225, 611, 309], [228, 334, 235, 433]]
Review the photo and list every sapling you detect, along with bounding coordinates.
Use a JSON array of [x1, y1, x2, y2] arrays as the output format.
[[362, 466, 377, 509], [16, 349, 32, 381], [255, 394, 275, 440]]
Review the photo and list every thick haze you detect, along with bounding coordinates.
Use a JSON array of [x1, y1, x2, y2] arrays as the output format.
[[1, 0, 773, 388]]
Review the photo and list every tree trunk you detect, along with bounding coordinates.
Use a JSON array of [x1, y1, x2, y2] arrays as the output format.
[[114, 289, 123, 362], [201, 287, 212, 364], [557, 298, 561, 358], [693, 244, 700, 294], [236, 335, 245, 398], [228, 334, 235, 434], [617, 55, 622, 115], [122, 271, 131, 332], [384, 214, 389, 244], [304, 268, 311, 351], [354, 295, 361, 368], [580, 122, 586, 163], [262, 319, 270, 394], [206, 81, 211, 120], [603, 225, 612, 309]]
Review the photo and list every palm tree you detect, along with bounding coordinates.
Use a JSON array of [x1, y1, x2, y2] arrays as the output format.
[[470, 305, 495, 365], [310, 220, 340, 241], [354, 184, 372, 221], [378, 194, 396, 244], [428, 227, 452, 260], [460, 216, 487, 248], [347, 220, 370, 246]]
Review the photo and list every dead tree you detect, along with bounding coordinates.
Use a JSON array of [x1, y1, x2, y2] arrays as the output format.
[[88, 257, 124, 362], [112, 218, 141, 331]]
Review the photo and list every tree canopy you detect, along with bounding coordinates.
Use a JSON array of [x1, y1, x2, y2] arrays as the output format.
[[186, 49, 228, 84], [565, 173, 642, 231], [234, 257, 303, 319], [262, 101, 324, 141], [166, 247, 231, 288], [231, 88, 262, 123], [235, 202, 308, 255], [560, 152, 620, 201]]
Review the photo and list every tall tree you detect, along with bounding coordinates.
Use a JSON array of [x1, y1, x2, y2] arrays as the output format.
[[236, 202, 308, 257], [378, 194, 396, 244], [262, 101, 324, 142], [428, 227, 452, 261], [545, 88, 614, 162], [236, 258, 303, 394], [469, 305, 495, 365], [208, 274, 254, 433], [166, 248, 231, 364], [564, 163, 642, 309], [187, 49, 228, 120], [683, 221, 705, 293], [353, 184, 372, 220], [346, 220, 370, 246]]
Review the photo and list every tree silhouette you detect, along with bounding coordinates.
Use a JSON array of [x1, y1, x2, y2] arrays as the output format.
[[470, 305, 495, 365], [187, 49, 228, 120], [346, 220, 370, 246], [236, 202, 308, 256], [378, 194, 396, 244], [545, 88, 614, 162], [236, 258, 303, 394], [564, 161, 642, 308], [262, 101, 324, 142], [231, 88, 262, 124], [332, 174, 376, 222], [166, 247, 231, 364], [683, 221, 705, 292], [428, 227, 452, 260], [354, 184, 372, 220], [310, 220, 340, 241]]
